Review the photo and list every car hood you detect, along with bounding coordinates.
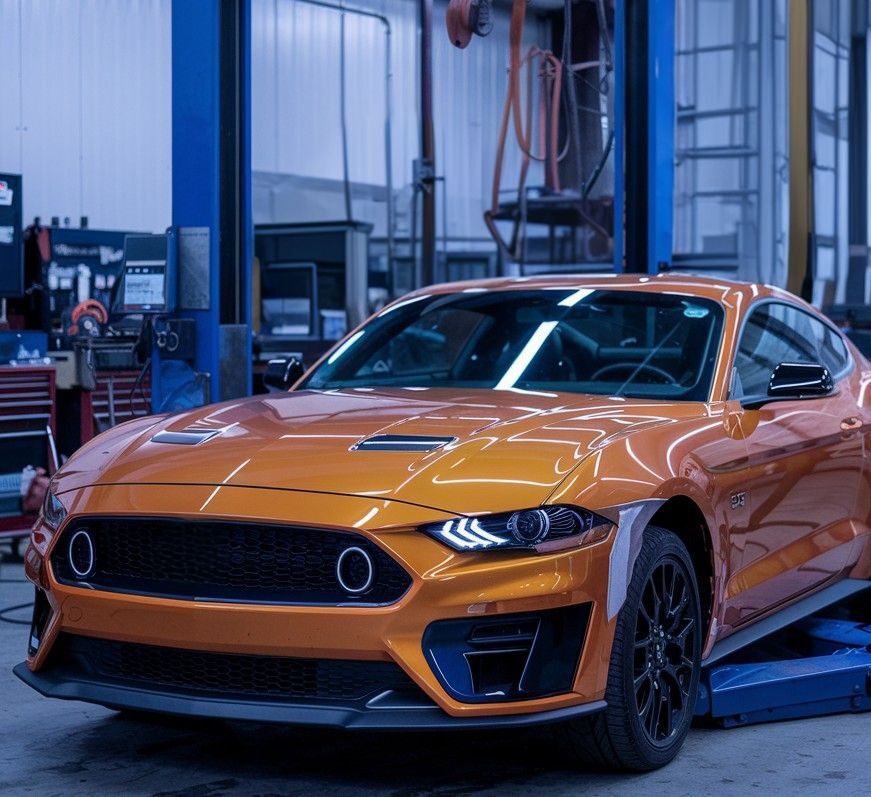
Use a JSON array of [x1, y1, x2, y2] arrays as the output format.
[[56, 388, 697, 515]]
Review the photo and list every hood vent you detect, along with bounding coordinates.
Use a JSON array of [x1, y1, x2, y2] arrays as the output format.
[[152, 430, 220, 446], [352, 434, 456, 452]]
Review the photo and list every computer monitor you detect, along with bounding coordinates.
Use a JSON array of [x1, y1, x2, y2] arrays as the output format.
[[118, 233, 175, 314]]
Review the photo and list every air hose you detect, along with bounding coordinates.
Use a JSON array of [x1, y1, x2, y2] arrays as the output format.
[[0, 561, 31, 625], [0, 601, 32, 626]]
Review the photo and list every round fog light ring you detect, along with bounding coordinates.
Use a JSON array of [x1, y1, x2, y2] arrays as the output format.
[[68, 529, 96, 579], [336, 546, 374, 594]]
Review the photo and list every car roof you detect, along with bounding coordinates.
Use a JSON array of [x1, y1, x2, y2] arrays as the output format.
[[412, 272, 800, 309]]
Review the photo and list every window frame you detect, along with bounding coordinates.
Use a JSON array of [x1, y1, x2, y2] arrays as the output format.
[[728, 298, 854, 400]]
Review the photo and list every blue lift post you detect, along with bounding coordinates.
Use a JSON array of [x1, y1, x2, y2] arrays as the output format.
[[647, 0, 674, 275], [612, 0, 625, 274], [165, 0, 252, 410], [621, 0, 674, 274]]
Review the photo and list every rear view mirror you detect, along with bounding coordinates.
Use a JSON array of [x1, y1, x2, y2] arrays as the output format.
[[264, 357, 305, 393], [768, 362, 833, 399]]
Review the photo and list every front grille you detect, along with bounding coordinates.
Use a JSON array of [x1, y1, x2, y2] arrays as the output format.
[[50, 517, 412, 605], [51, 634, 417, 703]]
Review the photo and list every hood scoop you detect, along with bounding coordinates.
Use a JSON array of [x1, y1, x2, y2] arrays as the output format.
[[152, 430, 220, 446], [352, 434, 456, 452]]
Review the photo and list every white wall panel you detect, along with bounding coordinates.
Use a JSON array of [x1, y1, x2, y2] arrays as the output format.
[[252, 0, 280, 171], [4, 0, 540, 243], [0, 0, 170, 232], [20, 0, 83, 225], [0, 0, 23, 175], [79, 0, 171, 233]]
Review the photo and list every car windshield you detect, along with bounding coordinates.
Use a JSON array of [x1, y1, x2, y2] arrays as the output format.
[[302, 288, 725, 401]]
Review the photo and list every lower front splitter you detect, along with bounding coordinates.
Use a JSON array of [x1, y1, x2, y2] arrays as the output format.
[[14, 662, 606, 731]]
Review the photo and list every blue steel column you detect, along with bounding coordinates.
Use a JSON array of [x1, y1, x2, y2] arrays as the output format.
[[613, 0, 625, 272], [242, 0, 253, 397], [171, 1, 252, 404], [617, 0, 675, 274], [648, 0, 674, 274]]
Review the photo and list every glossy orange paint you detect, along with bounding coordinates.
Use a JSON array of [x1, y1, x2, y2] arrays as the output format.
[[23, 273, 871, 719]]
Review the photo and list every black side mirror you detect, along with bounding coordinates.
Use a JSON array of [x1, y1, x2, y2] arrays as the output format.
[[768, 362, 833, 399], [264, 357, 305, 393]]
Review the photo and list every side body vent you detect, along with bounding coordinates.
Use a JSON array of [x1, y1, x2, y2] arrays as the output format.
[[352, 434, 456, 452]]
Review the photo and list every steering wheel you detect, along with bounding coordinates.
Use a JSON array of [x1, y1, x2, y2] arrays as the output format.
[[590, 362, 679, 386]]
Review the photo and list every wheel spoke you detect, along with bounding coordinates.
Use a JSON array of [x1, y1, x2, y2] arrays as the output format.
[[661, 665, 690, 701], [647, 684, 662, 737], [663, 689, 674, 738], [665, 582, 688, 632], [634, 665, 653, 691], [638, 680, 654, 721], [654, 687, 666, 738], [673, 617, 696, 650], [662, 563, 674, 614], [651, 579, 663, 623], [638, 599, 653, 626]]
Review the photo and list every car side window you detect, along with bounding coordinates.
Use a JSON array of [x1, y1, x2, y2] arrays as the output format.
[[811, 316, 851, 375], [732, 303, 851, 398]]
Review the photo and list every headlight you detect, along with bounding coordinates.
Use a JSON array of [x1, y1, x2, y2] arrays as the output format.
[[421, 505, 612, 552], [42, 487, 67, 531]]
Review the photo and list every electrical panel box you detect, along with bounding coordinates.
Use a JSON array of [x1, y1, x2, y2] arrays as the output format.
[[118, 232, 177, 314], [0, 174, 23, 298]]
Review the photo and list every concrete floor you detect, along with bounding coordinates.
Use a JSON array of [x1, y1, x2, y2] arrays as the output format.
[[2, 557, 870, 797]]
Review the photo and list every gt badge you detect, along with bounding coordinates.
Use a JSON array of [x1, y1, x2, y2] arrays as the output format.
[[730, 491, 747, 510]]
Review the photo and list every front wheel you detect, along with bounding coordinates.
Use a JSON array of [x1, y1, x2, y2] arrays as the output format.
[[559, 526, 702, 771]]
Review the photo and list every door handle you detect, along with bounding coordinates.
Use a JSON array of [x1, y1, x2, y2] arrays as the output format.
[[840, 417, 863, 432]]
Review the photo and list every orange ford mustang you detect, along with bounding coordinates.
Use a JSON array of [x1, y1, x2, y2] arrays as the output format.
[[16, 274, 871, 770]]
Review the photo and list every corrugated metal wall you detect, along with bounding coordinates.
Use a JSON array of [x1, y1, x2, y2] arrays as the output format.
[[0, 0, 544, 242], [0, 0, 172, 233]]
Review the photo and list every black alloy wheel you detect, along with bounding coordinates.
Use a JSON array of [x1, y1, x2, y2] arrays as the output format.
[[633, 558, 697, 745], [559, 525, 703, 771]]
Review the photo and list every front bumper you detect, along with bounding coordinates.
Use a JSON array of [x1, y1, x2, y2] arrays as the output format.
[[21, 483, 618, 722], [13, 661, 605, 730]]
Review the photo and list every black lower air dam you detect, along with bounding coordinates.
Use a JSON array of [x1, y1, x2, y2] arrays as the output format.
[[422, 603, 591, 703]]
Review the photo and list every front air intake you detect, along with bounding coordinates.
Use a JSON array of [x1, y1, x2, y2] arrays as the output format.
[[422, 604, 591, 703]]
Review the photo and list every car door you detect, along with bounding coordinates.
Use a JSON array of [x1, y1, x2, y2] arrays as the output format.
[[723, 301, 863, 627]]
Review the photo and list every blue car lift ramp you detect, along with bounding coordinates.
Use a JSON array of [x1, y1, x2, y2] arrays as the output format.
[[694, 579, 871, 728]]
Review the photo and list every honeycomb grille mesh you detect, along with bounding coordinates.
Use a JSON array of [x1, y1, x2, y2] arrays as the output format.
[[53, 634, 416, 703], [50, 517, 411, 604]]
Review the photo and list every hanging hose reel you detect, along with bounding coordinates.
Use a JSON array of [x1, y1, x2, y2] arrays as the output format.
[[446, 0, 493, 49]]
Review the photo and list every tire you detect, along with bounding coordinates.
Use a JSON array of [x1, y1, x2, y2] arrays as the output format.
[[559, 525, 702, 771]]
